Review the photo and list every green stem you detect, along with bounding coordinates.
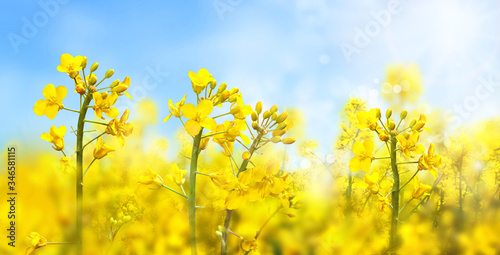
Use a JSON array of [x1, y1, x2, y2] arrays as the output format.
[[76, 93, 92, 254], [83, 158, 97, 178], [84, 120, 108, 126], [201, 131, 227, 139], [63, 107, 80, 113], [397, 161, 419, 165], [375, 156, 391, 160], [399, 169, 419, 191], [162, 184, 188, 199], [389, 135, 400, 253], [82, 132, 106, 151], [188, 130, 203, 255]]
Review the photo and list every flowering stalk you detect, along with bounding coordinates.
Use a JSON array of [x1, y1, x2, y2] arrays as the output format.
[[221, 133, 263, 255], [389, 135, 399, 251], [75, 93, 92, 254], [188, 129, 203, 255]]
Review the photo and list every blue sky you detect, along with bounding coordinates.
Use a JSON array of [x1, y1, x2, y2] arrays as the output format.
[[1, 0, 500, 156]]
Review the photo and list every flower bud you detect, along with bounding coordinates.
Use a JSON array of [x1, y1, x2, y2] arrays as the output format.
[[270, 105, 278, 113], [217, 83, 227, 94], [263, 110, 271, 119], [81, 56, 88, 69], [89, 75, 97, 85], [210, 79, 217, 90], [375, 108, 381, 119], [282, 137, 296, 144], [90, 62, 99, 72], [276, 112, 288, 123], [242, 151, 250, 161], [229, 88, 239, 95], [387, 119, 396, 130], [277, 122, 287, 130], [287, 213, 296, 218], [410, 119, 417, 128], [110, 79, 120, 88], [251, 112, 258, 122], [273, 129, 286, 137], [271, 136, 282, 143], [271, 112, 278, 120], [413, 122, 425, 131], [105, 69, 114, 78], [252, 122, 259, 130], [255, 101, 262, 114], [386, 109, 392, 119], [400, 110, 408, 119]]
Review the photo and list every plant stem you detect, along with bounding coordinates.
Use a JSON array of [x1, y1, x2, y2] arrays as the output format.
[[399, 169, 419, 191], [243, 207, 281, 255], [162, 184, 188, 199], [389, 135, 400, 253], [84, 119, 108, 126], [63, 107, 81, 113], [188, 130, 203, 255], [76, 93, 92, 254]]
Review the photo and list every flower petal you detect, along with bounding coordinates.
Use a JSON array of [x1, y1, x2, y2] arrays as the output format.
[[352, 141, 365, 156], [34, 100, 48, 116], [181, 103, 197, 119], [43, 84, 56, 100], [200, 117, 217, 131], [198, 100, 213, 117], [55, 86, 67, 101], [184, 119, 202, 136]]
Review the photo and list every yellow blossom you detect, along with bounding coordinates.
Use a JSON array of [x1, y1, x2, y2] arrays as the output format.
[[241, 239, 260, 254], [378, 196, 389, 212], [93, 92, 119, 119], [111, 76, 132, 99], [418, 143, 442, 178], [181, 99, 217, 136], [138, 166, 164, 189], [93, 136, 115, 159], [188, 68, 214, 94], [26, 232, 47, 255], [349, 140, 375, 172], [396, 131, 425, 158], [106, 109, 134, 147], [163, 94, 187, 122], [56, 53, 85, 78], [364, 172, 380, 194], [40, 125, 66, 151], [169, 163, 188, 185], [412, 176, 432, 198], [356, 108, 380, 130], [34, 84, 67, 119]]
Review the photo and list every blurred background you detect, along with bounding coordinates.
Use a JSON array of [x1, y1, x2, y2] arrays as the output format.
[[1, 0, 500, 254]]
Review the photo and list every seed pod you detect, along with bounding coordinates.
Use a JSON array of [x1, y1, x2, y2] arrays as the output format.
[[90, 62, 99, 72], [270, 105, 278, 113], [386, 109, 392, 119], [282, 137, 296, 144], [105, 69, 114, 78], [400, 110, 408, 119], [271, 136, 282, 143], [276, 112, 288, 123], [255, 101, 262, 114]]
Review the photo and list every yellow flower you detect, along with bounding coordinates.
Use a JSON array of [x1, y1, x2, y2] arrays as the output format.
[[57, 53, 85, 78], [26, 232, 47, 255], [356, 108, 380, 130], [40, 125, 66, 151], [93, 136, 115, 159], [349, 140, 375, 172], [378, 196, 389, 212], [213, 120, 250, 156], [210, 170, 238, 191], [59, 157, 73, 173], [397, 131, 425, 158], [163, 94, 187, 122], [105, 109, 134, 147], [364, 172, 379, 194], [138, 166, 164, 189], [181, 99, 217, 136], [169, 163, 188, 185], [412, 176, 432, 198], [412, 114, 429, 132], [111, 76, 132, 99], [93, 92, 119, 119], [251, 162, 287, 198], [418, 143, 442, 178], [74, 73, 86, 95], [188, 68, 214, 94], [34, 84, 67, 119], [241, 239, 260, 255]]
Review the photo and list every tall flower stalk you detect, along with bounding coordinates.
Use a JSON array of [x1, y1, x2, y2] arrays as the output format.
[[33, 53, 133, 254]]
